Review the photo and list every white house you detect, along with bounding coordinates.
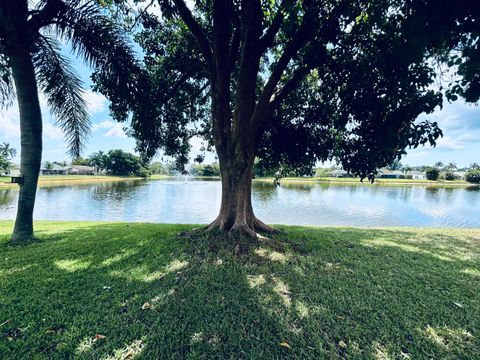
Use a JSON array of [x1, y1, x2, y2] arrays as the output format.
[[329, 169, 349, 177], [407, 171, 425, 180], [3, 163, 20, 177]]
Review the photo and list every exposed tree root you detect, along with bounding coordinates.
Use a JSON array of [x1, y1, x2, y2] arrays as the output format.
[[253, 218, 279, 234], [206, 215, 277, 239]]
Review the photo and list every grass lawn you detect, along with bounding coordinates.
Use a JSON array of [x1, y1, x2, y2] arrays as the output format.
[[0, 222, 478, 359], [0, 175, 167, 189]]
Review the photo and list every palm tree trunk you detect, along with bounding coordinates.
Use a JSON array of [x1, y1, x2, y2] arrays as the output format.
[[9, 48, 43, 244]]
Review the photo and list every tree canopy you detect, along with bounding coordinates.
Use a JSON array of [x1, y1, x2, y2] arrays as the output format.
[[94, 0, 480, 234], [97, 0, 478, 179]]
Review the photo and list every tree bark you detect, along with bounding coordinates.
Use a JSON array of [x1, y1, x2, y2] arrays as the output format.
[[207, 141, 275, 237], [9, 48, 43, 244]]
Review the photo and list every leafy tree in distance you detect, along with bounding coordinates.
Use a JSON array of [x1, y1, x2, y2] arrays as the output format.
[[43, 161, 54, 171], [0, 153, 10, 174], [72, 157, 90, 166], [465, 170, 480, 184], [426, 167, 440, 181], [470, 163, 480, 171], [149, 162, 167, 175], [0, 0, 139, 243], [105, 149, 146, 176], [96, 0, 479, 236], [387, 159, 403, 171]]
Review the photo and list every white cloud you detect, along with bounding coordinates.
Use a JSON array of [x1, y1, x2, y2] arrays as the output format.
[[0, 111, 20, 139], [83, 90, 107, 114], [43, 122, 64, 140], [455, 133, 480, 143], [92, 120, 127, 138], [435, 136, 464, 151]]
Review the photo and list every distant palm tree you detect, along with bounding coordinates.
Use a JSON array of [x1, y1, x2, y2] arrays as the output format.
[[445, 162, 457, 171], [0, 0, 139, 243], [89, 150, 108, 174], [0, 142, 16, 159]]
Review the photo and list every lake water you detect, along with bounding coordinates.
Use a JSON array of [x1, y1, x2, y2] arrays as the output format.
[[0, 179, 479, 227]]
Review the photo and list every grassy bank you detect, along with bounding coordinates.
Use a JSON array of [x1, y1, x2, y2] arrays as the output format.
[[0, 175, 171, 189], [0, 222, 478, 359], [256, 176, 472, 187]]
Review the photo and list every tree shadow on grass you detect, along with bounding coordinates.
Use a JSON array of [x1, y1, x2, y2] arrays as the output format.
[[0, 223, 478, 359]]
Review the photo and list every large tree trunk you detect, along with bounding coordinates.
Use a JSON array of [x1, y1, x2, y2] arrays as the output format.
[[9, 48, 43, 244], [207, 145, 275, 237]]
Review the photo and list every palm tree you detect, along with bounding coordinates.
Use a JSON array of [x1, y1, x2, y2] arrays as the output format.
[[402, 165, 413, 175], [0, 142, 16, 159], [89, 150, 108, 174], [0, 0, 139, 243]]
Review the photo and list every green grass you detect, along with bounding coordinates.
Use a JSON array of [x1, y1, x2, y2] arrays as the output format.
[[0, 222, 478, 359], [0, 175, 157, 189]]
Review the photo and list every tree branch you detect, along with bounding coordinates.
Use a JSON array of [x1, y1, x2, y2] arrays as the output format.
[[271, 66, 310, 108], [232, 0, 263, 129], [251, 19, 312, 128], [170, 0, 213, 73], [258, 0, 291, 51], [164, 67, 195, 101]]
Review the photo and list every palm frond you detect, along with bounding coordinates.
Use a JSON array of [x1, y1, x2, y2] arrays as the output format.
[[33, 35, 90, 157], [50, 0, 140, 90], [0, 54, 15, 109]]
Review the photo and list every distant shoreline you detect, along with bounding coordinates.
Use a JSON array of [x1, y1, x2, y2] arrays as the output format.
[[1, 174, 477, 189]]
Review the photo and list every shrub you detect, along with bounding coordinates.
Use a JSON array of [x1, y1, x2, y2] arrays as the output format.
[[465, 170, 480, 184], [136, 167, 151, 178], [445, 171, 455, 181], [425, 167, 439, 181]]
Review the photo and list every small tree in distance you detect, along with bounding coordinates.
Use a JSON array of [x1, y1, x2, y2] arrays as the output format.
[[426, 167, 440, 181], [465, 170, 480, 184]]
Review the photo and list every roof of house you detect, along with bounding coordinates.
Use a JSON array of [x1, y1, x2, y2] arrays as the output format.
[[70, 165, 95, 172], [378, 169, 404, 175], [40, 163, 69, 171]]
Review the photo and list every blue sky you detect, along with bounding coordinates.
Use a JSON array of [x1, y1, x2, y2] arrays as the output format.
[[1, 37, 479, 168]]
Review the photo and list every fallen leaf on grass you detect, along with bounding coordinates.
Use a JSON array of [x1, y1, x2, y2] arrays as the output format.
[[338, 340, 347, 349], [141, 302, 151, 310], [279, 341, 291, 349], [93, 333, 106, 343]]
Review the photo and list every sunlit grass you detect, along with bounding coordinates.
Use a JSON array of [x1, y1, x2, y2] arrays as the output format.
[[0, 222, 478, 358], [0, 175, 166, 189]]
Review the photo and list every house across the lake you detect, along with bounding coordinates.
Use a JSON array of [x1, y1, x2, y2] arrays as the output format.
[[40, 163, 69, 175], [3, 163, 20, 177], [407, 171, 426, 180], [69, 165, 96, 175], [329, 169, 349, 177], [378, 169, 426, 180], [378, 169, 404, 179]]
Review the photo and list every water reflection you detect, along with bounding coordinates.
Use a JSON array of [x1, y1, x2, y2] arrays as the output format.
[[0, 180, 479, 227]]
